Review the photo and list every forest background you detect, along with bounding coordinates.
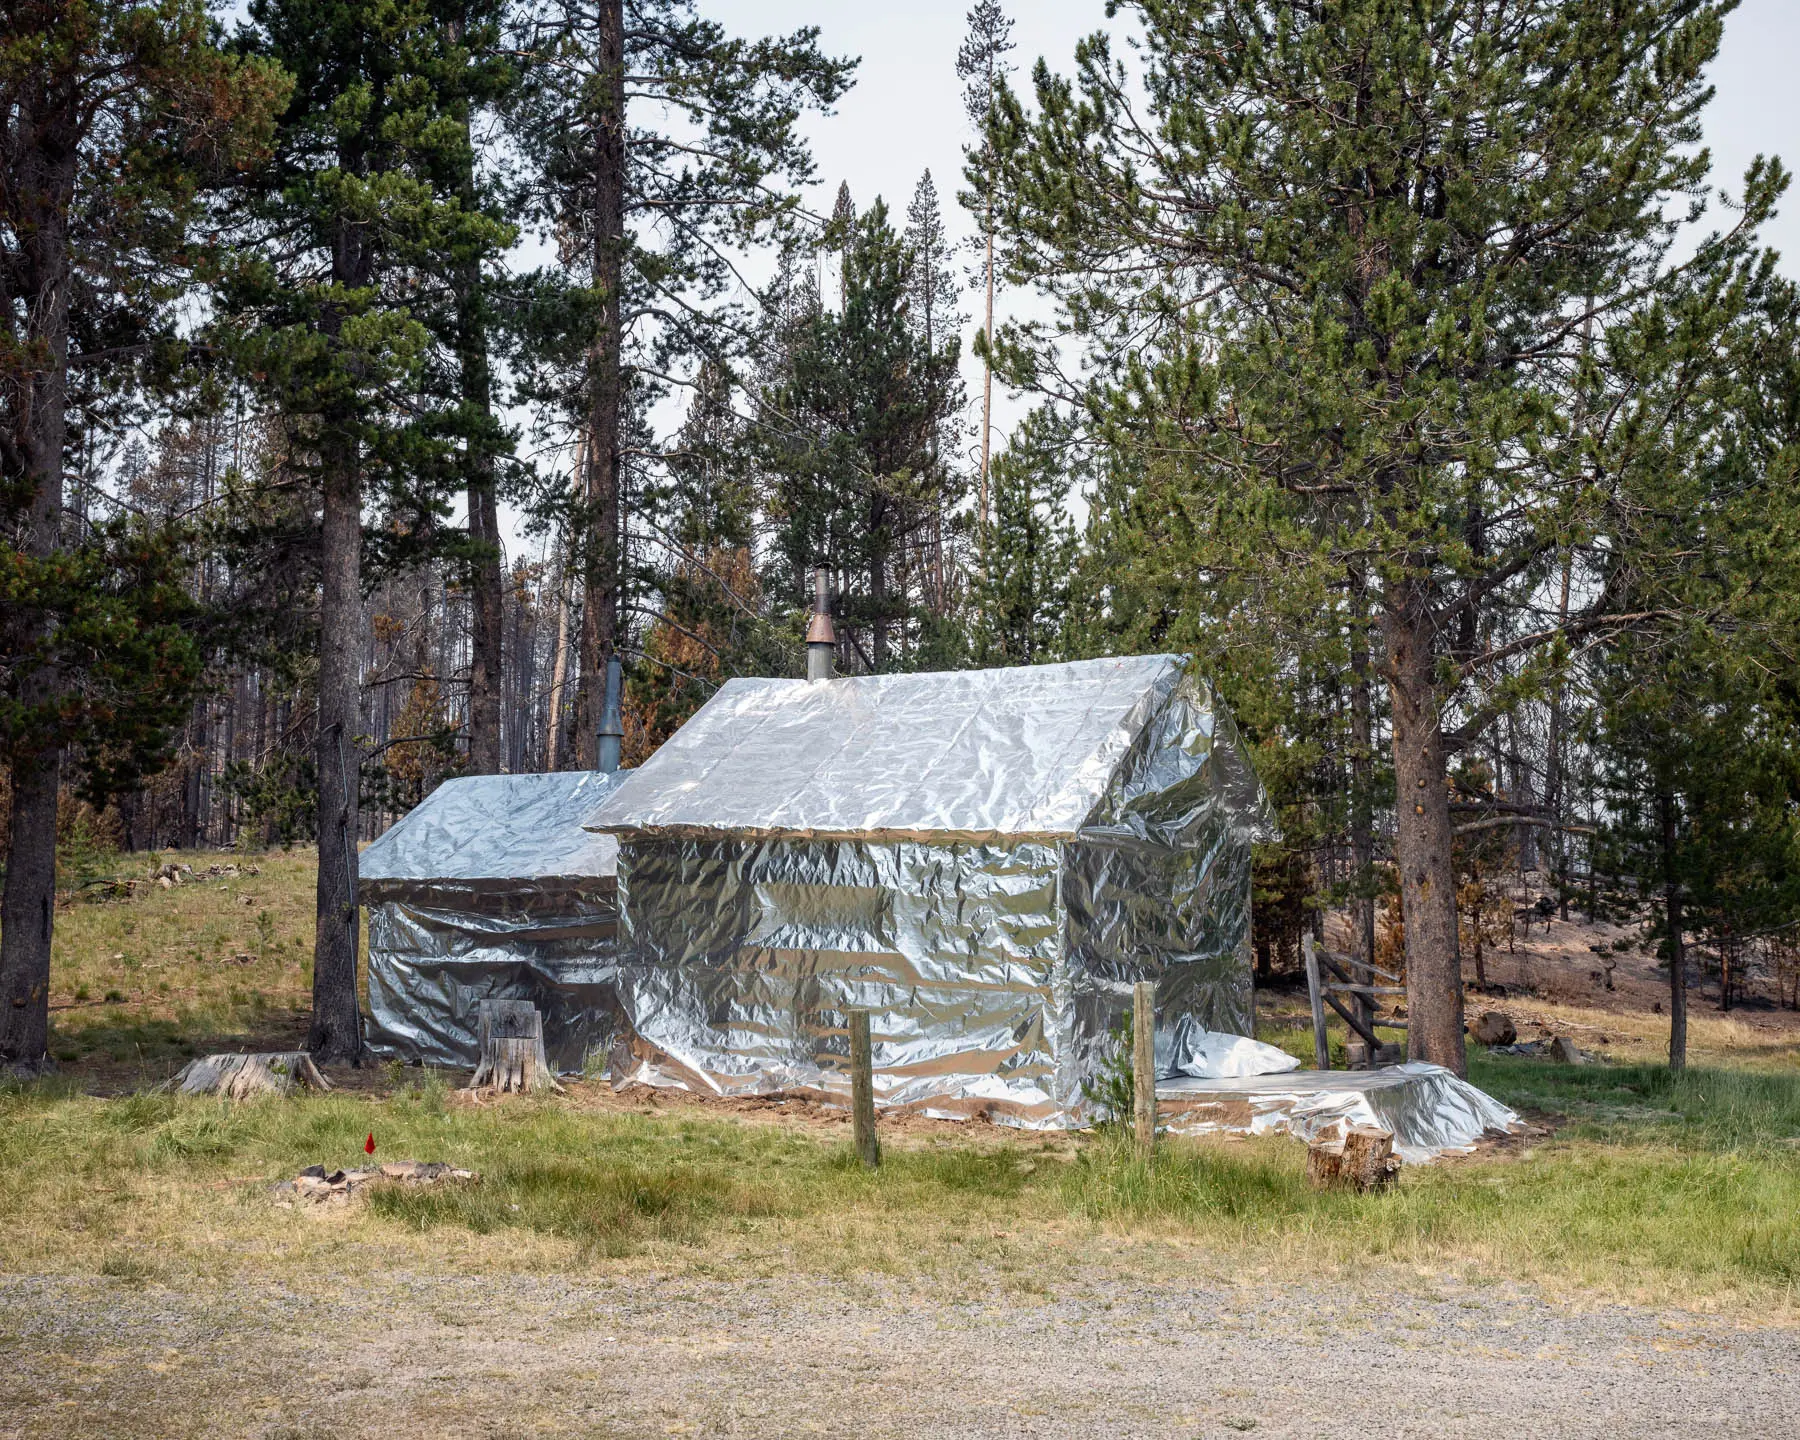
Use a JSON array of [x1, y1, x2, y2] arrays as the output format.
[[5, 0, 1800, 1080]]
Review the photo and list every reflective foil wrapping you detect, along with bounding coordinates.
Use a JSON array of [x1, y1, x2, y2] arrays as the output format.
[[587, 655, 1275, 1126], [360, 771, 625, 1070], [1157, 1063, 1524, 1163]]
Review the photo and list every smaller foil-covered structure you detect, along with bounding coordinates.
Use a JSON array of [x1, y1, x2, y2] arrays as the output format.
[[1158, 1063, 1523, 1163], [361, 771, 624, 1071], [584, 653, 1273, 1126]]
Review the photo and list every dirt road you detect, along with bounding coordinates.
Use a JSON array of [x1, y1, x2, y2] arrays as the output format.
[[2, 1266, 1794, 1438]]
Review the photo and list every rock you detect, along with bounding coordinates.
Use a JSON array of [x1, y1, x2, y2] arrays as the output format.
[[1469, 1010, 1517, 1047], [1548, 1035, 1589, 1064]]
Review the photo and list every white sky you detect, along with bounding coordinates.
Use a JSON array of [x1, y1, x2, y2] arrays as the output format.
[[504, 0, 1800, 557]]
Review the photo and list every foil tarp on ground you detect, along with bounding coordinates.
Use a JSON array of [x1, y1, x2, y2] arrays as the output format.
[[589, 656, 1272, 1126], [1157, 1062, 1523, 1162]]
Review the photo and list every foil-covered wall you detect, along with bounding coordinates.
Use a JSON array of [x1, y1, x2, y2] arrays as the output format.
[[611, 837, 1071, 1123], [365, 882, 621, 1071], [360, 770, 625, 1071]]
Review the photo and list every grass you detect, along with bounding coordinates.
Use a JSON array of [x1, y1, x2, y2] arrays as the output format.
[[2, 1059, 1797, 1311], [45, 847, 322, 1076], [5, 844, 1798, 1316]]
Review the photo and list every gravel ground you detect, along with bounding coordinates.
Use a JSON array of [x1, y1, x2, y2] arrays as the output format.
[[2, 1267, 1795, 1438]]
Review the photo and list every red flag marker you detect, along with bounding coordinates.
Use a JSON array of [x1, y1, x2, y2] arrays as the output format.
[[365, 1132, 376, 1155]]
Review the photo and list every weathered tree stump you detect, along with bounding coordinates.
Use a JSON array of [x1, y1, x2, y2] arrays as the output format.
[[1306, 1125, 1398, 1192], [166, 1052, 332, 1098], [466, 1000, 563, 1094]]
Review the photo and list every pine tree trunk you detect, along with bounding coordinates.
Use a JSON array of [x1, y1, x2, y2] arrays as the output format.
[[979, 207, 994, 560], [0, 123, 75, 1073], [1660, 793, 1687, 1071], [1349, 580, 1377, 987], [309, 430, 364, 1064], [1383, 603, 1466, 1076], [573, 0, 626, 772], [0, 753, 59, 1071], [546, 545, 572, 771], [457, 108, 504, 775]]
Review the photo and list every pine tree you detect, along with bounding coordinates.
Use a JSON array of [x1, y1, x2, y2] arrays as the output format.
[[985, 0, 1785, 1075], [0, 0, 283, 1071], [759, 200, 963, 671], [507, 0, 853, 768], [421, 0, 520, 776], [975, 406, 1072, 666], [903, 171, 967, 624], [1594, 273, 1800, 1065], [956, 0, 1013, 562], [223, 0, 493, 1062]]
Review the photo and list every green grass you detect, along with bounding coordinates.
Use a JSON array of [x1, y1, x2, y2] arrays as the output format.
[[1473, 1056, 1800, 1150], [2, 1063, 1797, 1309], [42, 848, 331, 1078]]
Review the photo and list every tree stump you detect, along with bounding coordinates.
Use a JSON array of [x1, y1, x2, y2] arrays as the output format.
[[166, 1052, 332, 1098], [466, 1000, 563, 1094], [1306, 1125, 1398, 1192]]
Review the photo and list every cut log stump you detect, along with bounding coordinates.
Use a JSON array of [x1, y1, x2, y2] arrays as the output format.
[[466, 1000, 563, 1094], [1306, 1124, 1399, 1192], [166, 1052, 332, 1098]]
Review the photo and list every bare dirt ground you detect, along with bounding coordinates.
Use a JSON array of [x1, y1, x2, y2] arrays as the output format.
[[3, 1264, 1795, 1438], [1315, 902, 1800, 1070]]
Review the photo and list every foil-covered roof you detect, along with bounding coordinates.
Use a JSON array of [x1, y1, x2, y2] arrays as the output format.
[[585, 654, 1257, 842], [360, 770, 623, 888]]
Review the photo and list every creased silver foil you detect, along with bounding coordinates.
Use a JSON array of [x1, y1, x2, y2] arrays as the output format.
[[362, 657, 1274, 1125], [1157, 1062, 1523, 1162], [584, 655, 1273, 1126], [361, 771, 624, 1070]]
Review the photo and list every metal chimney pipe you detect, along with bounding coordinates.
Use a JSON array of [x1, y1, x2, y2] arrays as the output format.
[[805, 567, 836, 681], [597, 654, 623, 772]]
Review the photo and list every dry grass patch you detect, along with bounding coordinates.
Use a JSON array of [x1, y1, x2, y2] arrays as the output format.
[[2, 1061, 1797, 1314]]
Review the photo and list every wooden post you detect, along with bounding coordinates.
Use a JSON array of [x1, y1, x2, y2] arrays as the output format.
[[848, 1009, 879, 1169], [1303, 933, 1330, 1071], [1132, 980, 1156, 1161]]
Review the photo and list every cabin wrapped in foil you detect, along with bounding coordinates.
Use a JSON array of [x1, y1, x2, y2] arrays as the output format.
[[584, 654, 1271, 1126], [360, 770, 624, 1071]]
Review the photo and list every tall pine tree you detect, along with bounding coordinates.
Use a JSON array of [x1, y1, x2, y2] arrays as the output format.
[[986, 0, 1785, 1073], [0, 0, 282, 1071], [224, 0, 496, 1061], [507, 0, 852, 766]]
